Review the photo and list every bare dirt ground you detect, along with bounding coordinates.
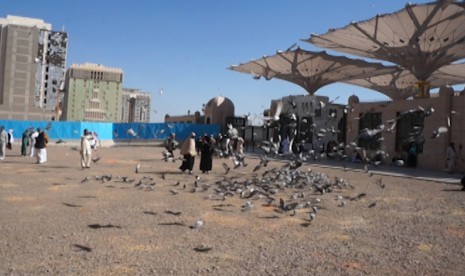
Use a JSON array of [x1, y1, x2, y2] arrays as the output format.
[[1, 145, 465, 275]]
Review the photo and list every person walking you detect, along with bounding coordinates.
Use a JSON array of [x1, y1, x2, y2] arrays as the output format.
[[165, 133, 178, 158], [21, 129, 30, 157], [0, 126, 7, 160], [7, 129, 14, 150], [29, 128, 39, 158], [179, 132, 196, 174], [34, 128, 49, 164], [80, 129, 94, 168], [407, 142, 417, 168], [199, 135, 214, 174], [446, 142, 456, 174]]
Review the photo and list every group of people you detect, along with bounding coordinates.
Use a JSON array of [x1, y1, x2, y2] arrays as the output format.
[[1, 126, 101, 168], [0, 126, 49, 163], [165, 131, 245, 175], [177, 132, 214, 174]]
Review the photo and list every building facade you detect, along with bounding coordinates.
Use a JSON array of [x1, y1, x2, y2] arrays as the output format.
[[62, 63, 123, 122], [203, 96, 235, 134], [268, 94, 346, 150], [348, 86, 465, 171], [0, 15, 68, 120], [121, 88, 151, 123], [164, 111, 203, 124]]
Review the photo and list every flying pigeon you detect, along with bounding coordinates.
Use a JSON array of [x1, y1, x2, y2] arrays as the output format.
[[431, 126, 448, 139], [222, 162, 231, 174], [45, 122, 52, 131], [127, 128, 137, 137]]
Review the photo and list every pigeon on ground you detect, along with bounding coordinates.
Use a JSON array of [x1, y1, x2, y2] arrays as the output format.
[[135, 163, 140, 173], [241, 201, 254, 212], [190, 219, 204, 229]]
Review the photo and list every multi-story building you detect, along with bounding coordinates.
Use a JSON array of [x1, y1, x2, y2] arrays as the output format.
[[0, 15, 68, 120], [62, 63, 123, 122], [121, 88, 151, 123]]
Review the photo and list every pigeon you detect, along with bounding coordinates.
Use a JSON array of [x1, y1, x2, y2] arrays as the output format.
[[135, 163, 140, 173], [309, 212, 316, 221], [92, 157, 101, 163], [242, 201, 254, 212], [127, 128, 137, 137], [45, 121, 52, 131], [376, 177, 385, 189], [253, 164, 262, 172], [259, 154, 270, 167], [55, 139, 65, 144], [80, 176, 91, 183], [190, 219, 204, 229], [222, 162, 231, 174], [431, 126, 448, 139]]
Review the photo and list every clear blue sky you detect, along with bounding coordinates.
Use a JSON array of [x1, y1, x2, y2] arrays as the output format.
[[3, 0, 434, 122]]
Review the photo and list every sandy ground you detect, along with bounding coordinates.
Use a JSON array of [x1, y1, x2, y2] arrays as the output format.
[[1, 145, 465, 275]]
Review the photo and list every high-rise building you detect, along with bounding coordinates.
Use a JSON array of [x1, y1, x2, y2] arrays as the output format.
[[62, 63, 123, 122], [0, 15, 68, 120], [121, 88, 151, 123]]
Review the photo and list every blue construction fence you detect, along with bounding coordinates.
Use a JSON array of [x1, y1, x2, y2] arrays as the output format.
[[0, 120, 220, 142]]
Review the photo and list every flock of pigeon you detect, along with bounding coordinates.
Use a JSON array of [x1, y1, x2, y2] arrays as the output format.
[[73, 101, 459, 255], [80, 141, 387, 235]]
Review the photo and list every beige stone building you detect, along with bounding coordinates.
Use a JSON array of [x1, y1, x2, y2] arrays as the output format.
[[62, 63, 123, 122], [348, 86, 465, 171], [164, 96, 235, 133], [204, 96, 234, 133], [164, 111, 203, 124]]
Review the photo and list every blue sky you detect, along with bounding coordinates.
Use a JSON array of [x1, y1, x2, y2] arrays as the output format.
[[2, 0, 434, 122]]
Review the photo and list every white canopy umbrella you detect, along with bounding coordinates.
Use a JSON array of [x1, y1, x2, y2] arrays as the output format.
[[229, 48, 397, 95], [343, 61, 465, 100], [304, 1, 465, 82]]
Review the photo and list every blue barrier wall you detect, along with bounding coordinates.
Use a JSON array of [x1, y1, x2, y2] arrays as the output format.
[[112, 122, 220, 140], [0, 120, 220, 141]]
